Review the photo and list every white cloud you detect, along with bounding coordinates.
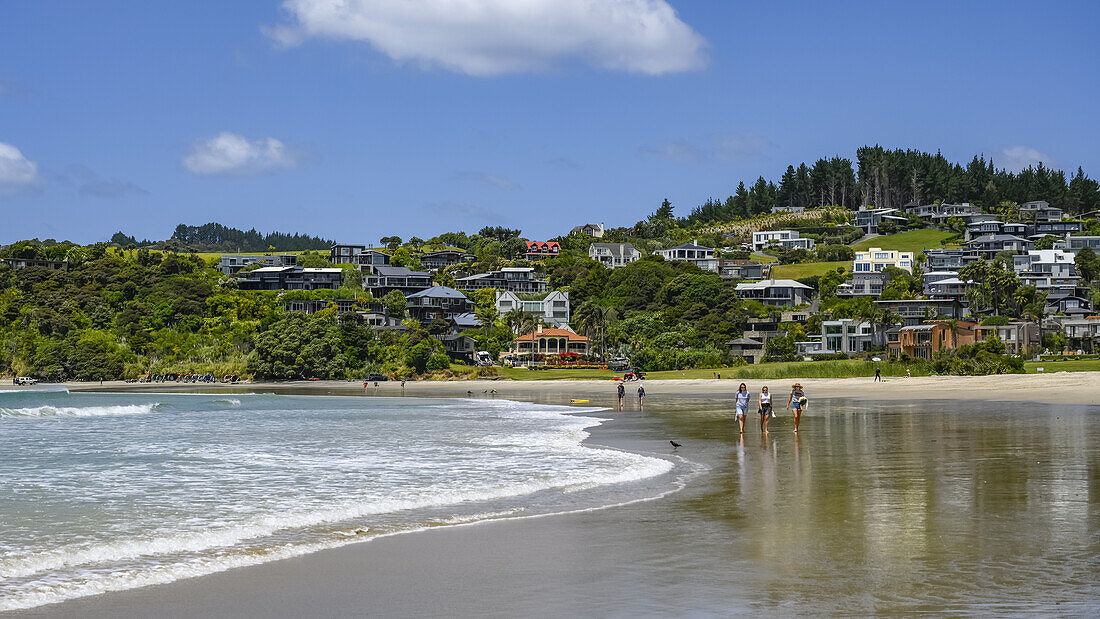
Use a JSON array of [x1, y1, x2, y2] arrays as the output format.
[[0, 141, 39, 195], [183, 133, 295, 175], [456, 171, 521, 191], [999, 145, 1053, 172], [641, 134, 771, 164], [265, 0, 706, 76]]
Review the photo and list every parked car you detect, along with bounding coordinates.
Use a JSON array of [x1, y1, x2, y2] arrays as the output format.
[[14, 377, 39, 385], [366, 373, 389, 382], [608, 357, 630, 371]]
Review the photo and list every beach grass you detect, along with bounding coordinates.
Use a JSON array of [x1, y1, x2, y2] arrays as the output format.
[[769, 261, 848, 280], [852, 229, 958, 252], [1024, 359, 1100, 373]]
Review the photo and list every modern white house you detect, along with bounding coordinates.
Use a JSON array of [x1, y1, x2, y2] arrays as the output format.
[[217, 253, 298, 275], [751, 230, 816, 252], [1011, 249, 1079, 290], [1055, 235, 1100, 254], [853, 247, 915, 274], [495, 290, 570, 328], [589, 242, 642, 268], [820, 319, 880, 355], [655, 241, 718, 272], [733, 279, 814, 307], [854, 207, 907, 232]]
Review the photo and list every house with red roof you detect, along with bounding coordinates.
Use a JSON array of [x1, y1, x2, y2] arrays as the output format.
[[510, 325, 590, 358], [523, 241, 561, 260]]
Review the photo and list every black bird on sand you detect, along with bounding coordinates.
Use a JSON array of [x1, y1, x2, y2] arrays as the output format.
[[670, 440, 682, 448]]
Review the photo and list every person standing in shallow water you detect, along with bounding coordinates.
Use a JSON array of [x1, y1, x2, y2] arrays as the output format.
[[787, 383, 806, 433], [874, 367, 881, 382], [637, 385, 645, 408], [758, 385, 773, 433], [735, 383, 750, 434], [617, 382, 625, 409]]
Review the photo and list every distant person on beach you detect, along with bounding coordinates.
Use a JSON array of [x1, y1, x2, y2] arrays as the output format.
[[906, 369, 911, 379], [874, 367, 881, 382], [758, 386, 773, 433], [787, 383, 806, 433], [735, 383, 750, 434], [637, 385, 645, 407], [617, 382, 625, 408]]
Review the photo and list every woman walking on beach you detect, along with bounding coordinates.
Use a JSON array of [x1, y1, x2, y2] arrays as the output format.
[[758, 386, 773, 433], [735, 383, 750, 434], [787, 383, 806, 433]]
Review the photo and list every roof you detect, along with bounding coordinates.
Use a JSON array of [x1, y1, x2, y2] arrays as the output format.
[[373, 265, 429, 277], [525, 241, 560, 250], [734, 279, 812, 291], [968, 234, 1029, 244], [900, 324, 937, 331], [301, 268, 343, 273], [663, 242, 713, 251], [405, 285, 468, 300], [450, 312, 481, 328], [249, 266, 294, 273], [500, 267, 534, 273], [727, 337, 764, 346], [513, 328, 588, 342]]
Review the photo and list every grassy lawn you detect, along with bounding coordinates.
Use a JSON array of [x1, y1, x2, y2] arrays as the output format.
[[192, 250, 310, 262], [770, 261, 848, 280], [1024, 359, 1100, 374], [750, 253, 778, 264], [852, 229, 958, 252]]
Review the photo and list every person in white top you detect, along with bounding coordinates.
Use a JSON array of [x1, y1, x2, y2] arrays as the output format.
[[758, 385, 773, 433], [734, 383, 750, 434]]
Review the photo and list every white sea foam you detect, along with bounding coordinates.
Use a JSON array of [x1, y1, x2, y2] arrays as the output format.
[[0, 395, 679, 611], [0, 402, 160, 418]]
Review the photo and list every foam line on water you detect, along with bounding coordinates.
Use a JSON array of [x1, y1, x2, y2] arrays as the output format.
[[0, 402, 161, 418]]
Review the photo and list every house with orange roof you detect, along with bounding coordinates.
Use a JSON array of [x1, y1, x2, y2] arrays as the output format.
[[510, 325, 590, 358], [523, 241, 561, 260]]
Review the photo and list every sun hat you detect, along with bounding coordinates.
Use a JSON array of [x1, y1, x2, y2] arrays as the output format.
[[792, 382, 802, 388]]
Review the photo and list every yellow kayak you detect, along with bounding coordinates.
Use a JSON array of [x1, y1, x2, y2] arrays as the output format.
[[570, 399, 590, 404]]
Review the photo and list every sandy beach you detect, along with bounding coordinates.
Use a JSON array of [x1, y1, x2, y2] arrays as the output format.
[[9, 373, 1099, 617], [68, 370, 1100, 406]]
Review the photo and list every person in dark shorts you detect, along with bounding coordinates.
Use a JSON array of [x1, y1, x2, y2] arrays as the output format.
[[617, 382, 625, 408], [758, 385, 773, 433], [637, 385, 645, 408], [874, 367, 881, 382]]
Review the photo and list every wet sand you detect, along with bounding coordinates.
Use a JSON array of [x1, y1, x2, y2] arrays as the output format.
[[15, 378, 1100, 616]]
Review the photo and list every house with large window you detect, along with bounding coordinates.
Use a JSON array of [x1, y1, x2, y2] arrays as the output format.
[[966, 234, 1032, 258], [1011, 249, 1079, 290], [1055, 235, 1100, 254], [820, 319, 881, 355], [405, 286, 475, 323], [523, 241, 561, 261], [1034, 220, 1083, 236], [875, 298, 966, 325], [1062, 316, 1100, 353], [218, 254, 297, 275], [589, 242, 641, 268], [733, 279, 814, 307], [751, 230, 815, 252], [495, 290, 570, 328], [330, 244, 391, 271], [455, 267, 547, 293], [718, 259, 767, 280], [888, 320, 978, 359], [570, 223, 605, 238], [974, 321, 1040, 355], [420, 250, 475, 271], [362, 265, 433, 296], [924, 248, 981, 271], [853, 247, 915, 274], [854, 207, 906, 232], [923, 271, 973, 298], [510, 326, 590, 359], [1020, 200, 1063, 222], [655, 241, 718, 272], [836, 271, 886, 297], [236, 267, 343, 291]]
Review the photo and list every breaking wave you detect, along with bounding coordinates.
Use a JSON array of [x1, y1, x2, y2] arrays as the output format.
[[0, 403, 161, 419]]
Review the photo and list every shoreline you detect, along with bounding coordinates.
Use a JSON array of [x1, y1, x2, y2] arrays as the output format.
[[64, 371, 1100, 406], [7, 375, 1098, 616]]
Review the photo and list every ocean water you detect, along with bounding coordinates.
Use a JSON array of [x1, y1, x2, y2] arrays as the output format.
[[0, 390, 677, 611]]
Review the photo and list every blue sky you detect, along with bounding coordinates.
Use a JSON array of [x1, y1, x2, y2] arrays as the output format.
[[1, 0, 1098, 244]]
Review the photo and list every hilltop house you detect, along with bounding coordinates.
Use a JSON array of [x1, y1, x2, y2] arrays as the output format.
[[751, 230, 815, 252], [218, 254, 297, 275], [923, 272, 973, 298], [1020, 200, 1063, 222], [0, 257, 68, 271], [734, 279, 813, 307], [655, 241, 718, 272], [718, 259, 767, 280], [330, 244, 391, 271], [235, 266, 343, 291], [523, 241, 561, 261], [362, 265, 433, 296], [854, 207, 906, 232], [510, 326, 590, 360], [1045, 289, 1092, 317], [405, 286, 475, 323], [924, 248, 980, 271], [570, 223, 605, 238], [906, 202, 981, 220], [420, 250, 475, 271], [966, 234, 1032, 258], [1034, 220, 1084, 237], [455, 267, 547, 293], [495, 290, 570, 328], [1055, 235, 1100, 254], [875, 298, 966, 325], [836, 271, 886, 297], [283, 298, 404, 329], [1012, 249, 1079, 290], [854, 247, 915, 274], [589, 242, 641, 268]]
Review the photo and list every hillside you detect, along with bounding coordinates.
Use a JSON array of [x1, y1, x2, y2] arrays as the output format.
[[852, 229, 959, 253]]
